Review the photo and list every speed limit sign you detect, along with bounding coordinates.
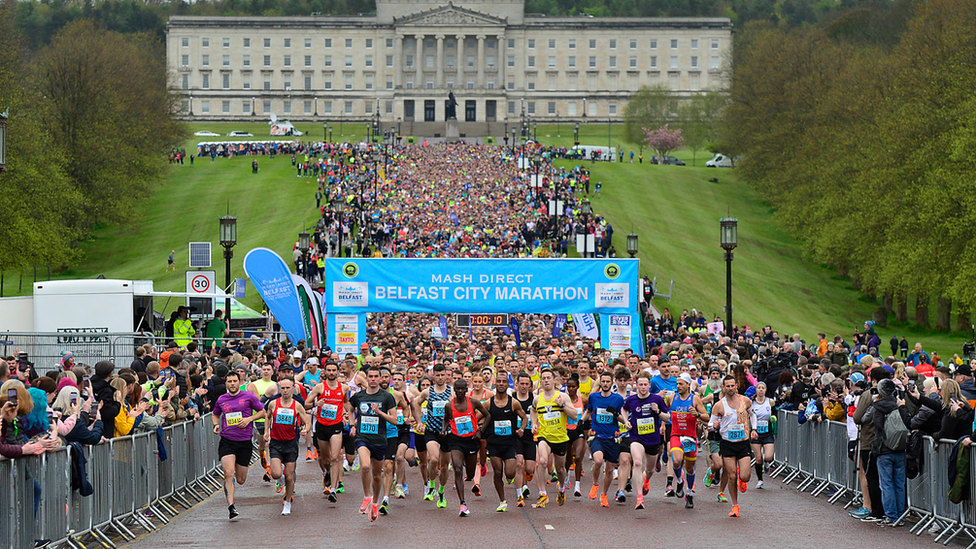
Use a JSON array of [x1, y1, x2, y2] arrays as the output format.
[[186, 271, 216, 294]]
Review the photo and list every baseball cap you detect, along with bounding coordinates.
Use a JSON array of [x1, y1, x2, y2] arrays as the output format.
[[293, 350, 302, 359], [305, 357, 319, 366], [709, 366, 722, 375], [848, 372, 866, 387], [678, 373, 693, 384], [957, 364, 973, 377]]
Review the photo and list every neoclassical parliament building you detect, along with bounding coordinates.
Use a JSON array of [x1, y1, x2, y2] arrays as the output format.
[[167, 0, 732, 135]]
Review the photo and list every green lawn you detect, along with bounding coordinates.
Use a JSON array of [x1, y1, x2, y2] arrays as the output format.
[[3, 121, 967, 358]]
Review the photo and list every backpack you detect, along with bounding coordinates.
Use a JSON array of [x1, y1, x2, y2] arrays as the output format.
[[906, 430, 924, 479], [882, 409, 909, 452]]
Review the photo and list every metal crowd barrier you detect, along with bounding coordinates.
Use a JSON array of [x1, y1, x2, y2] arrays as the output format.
[[0, 413, 222, 549], [0, 331, 155, 371], [770, 410, 976, 548]]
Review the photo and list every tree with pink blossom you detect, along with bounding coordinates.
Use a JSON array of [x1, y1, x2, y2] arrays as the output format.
[[644, 124, 684, 165]]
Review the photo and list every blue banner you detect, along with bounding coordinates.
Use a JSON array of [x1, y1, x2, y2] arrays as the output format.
[[324, 258, 638, 314], [552, 314, 567, 337], [599, 313, 644, 358], [439, 315, 449, 339], [511, 317, 521, 347], [575, 313, 599, 339], [243, 247, 307, 343]]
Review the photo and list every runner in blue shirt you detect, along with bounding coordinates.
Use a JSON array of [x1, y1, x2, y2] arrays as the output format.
[[582, 371, 625, 507]]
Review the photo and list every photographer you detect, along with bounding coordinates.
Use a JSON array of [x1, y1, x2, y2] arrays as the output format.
[[907, 379, 972, 443], [907, 377, 943, 436], [851, 367, 888, 522], [860, 379, 911, 526]]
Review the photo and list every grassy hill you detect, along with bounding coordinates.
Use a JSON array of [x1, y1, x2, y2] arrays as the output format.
[[4, 121, 966, 358]]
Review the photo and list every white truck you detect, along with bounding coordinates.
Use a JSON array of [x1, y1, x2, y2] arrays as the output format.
[[705, 154, 734, 168]]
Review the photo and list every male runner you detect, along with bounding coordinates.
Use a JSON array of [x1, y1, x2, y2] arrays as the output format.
[[378, 366, 412, 514], [622, 371, 669, 510], [583, 371, 626, 507], [296, 358, 320, 461], [411, 363, 453, 507], [305, 361, 349, 502], [613, 366, 634, 503], [349, 367, 398, 522], [513, 372, 536, 507], [440, 379, 490, 516], [486, 371, 528, 512], [265, 378, 310, 515], [248, 363, 276, 481], [651, 359, 678, 496], [531, 368, 578, 508], [391, 370, 415, 498], [710, 375, 754, 518], [668, 373, 710, 509], [213, 371, 266, 520]]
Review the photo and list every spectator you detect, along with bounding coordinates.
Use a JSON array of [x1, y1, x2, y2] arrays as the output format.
[[0, 381, 51, 458], [862, 378, 910, 526], [907, 376, 944, 436], [173, 307, 195, 348], [917, 379, 973, 443], [907, 342, 930, 368], [130, 347, 147, 374], [205, 309, 229, 350], [110, 377, 148, 438], [852, 366, 888, 522], [955, 363, 976, 402]]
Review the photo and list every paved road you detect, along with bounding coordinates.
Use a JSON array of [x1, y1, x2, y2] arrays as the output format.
[[126, 454, 925, 549]]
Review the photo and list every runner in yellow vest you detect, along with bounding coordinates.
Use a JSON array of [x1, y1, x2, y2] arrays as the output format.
[[249, 364, 276, 480]]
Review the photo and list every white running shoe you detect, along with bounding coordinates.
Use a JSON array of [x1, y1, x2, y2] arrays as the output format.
[[756, 480, 764, 490], [282, 501, 292, 516]]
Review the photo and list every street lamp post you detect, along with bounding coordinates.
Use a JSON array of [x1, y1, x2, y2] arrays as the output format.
[[219, 213, 237, 324], [298, 230, 310, 279], [0, 109, 8, 173], [580, 199, 592, 258], [251, 97, 256, 116], [328, 127, 333, 142], [510, 128, 516, 155], [314, 96, 318, 116], [720, 217, 738, 332], [533, 123, 538, 142], [627, 233, 638, 258], [323, 122, 327, 142], [335, 199, 345, 258], [574, 123, 580, 147]]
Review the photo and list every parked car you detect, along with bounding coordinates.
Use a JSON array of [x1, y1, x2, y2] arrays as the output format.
[[705, 154, 734, 168], [194, 130, 220, 137], [226, 131, 254, 137], [651, 155, 686, 166]]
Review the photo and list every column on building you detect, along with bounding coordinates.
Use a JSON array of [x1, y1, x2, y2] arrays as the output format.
[[415, 34, 424, 88], [476, 35, 485, 89], [435, 35, 444, 89], [496, 34, 505, 91], [456, 33, 465, 89], [394, 34, 404, 90]]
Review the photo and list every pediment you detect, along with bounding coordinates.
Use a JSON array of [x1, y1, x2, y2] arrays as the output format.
[[395, 2, 507, 26]]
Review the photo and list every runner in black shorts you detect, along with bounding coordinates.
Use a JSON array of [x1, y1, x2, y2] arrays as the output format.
[[486, 372, 528, 512], [513, 372, 536, 507], [441, 380, 490, 517], [614, 366, 633, 503], [213, 371, 266, 521], [265, 378, 310, 515]]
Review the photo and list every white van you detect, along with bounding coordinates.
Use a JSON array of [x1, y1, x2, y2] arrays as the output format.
[[571, 145, 617, 162], [705, 154, 733, 168]]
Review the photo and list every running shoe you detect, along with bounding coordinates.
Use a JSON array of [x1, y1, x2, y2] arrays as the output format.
[[860, 515, 883, 523], [481, 464, 488, 477], [459, 503, 470, 517], [437, 492, 447, 509], [395, 485, 406, 499], [704, 469, 715, 488], [525, 470, 534, 482], [521, 485, 531, 499], [550, 471, 559, 484], [738, 477, 748, 494], [635, 495, 645, 510], [305, 449, 315, 462], [311, 447, 318, 460], [643, 477, 651, 496], [756, 480, 764, 490], [369, 504, 379, 522], [557, 490, 566, 506], [281, 501, 291, 516], [849, 507, 871, 519], [600, 494, 610, 507], [471, 484, 482, 497], [328, 492, 338, 503], [878, 518, 901, 528], [729, 505, 739, 518], [685, 494, 694, 509], [263, 471, 272, 483], [360, 497, 372, 514], [717, 492, 728, 503], [574, 487, 582, 498], [228, 504, 239, 521], [424, 486, 435, 501], [625, 479, 633, 493], [379, 499, 389, 515], [402, 484, 409, 496], [533, 494, 549, 508], [496, 501, 508, 512], [275, 480, 283, 494], [655, 459, 662, 473], [352, 459, 361, 472], [589, 484, 599, 499], [616, 490, 626, 503], [675, 481, 685, 499], [516, 495, 525, 507], [336, 481, 345, 494], [323, 479, 331, 495], [664, 486, 675, 498]]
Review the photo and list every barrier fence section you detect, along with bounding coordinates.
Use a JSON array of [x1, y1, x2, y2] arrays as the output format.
[[0, 332, 154, 372], [0, 413, 221, 549], [770, 410, 976, 548]]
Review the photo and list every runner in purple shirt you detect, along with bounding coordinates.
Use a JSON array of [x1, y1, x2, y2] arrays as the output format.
[[622, 372, 670, 510], [212, 370, 265, 520]]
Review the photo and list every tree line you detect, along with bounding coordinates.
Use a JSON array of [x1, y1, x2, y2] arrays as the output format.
[[0, 3, 184, 274], [719, 0, 976, 333]]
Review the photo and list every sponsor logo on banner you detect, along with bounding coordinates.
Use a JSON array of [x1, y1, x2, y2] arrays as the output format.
[[335, 323, 358, 331], [604, 263, 620, 279], [337, 332, 356, 345], [336, 314, 358, 323], [333, 282, 369, 307], [342, 263, 359, 278], [337, 345, 358, 355], [596, 284, 630, 308]]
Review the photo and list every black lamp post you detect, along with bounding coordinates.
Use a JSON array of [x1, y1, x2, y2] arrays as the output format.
[[328, 127, 333, 142], [0, 109, 8, 173], [314, 96, 318, 116], [323, 122, 328, 142], [574, 122, 580, 147], [511, 128, 516, 155], [251, 97, 256, 117], [720, 216, 738, 332], [580, 199, 592, 258], [397, 117, 402, 143], [298, 230, 310, 279], [627, 232, 638, 258], [219, 213, 237, 323], [335, 199, 345, 258], [533, 123, 538, 142]]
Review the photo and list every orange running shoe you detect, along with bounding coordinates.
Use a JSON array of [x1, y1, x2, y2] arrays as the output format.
[[642, 477, 650, 496], [360, 497, 372, 514], [589, 484, 599, 500], [729, 505, 740, 518], [738, 478, 748, 494], [600, 494, 610, 507]]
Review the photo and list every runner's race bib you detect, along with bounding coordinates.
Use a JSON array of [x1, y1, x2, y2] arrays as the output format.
[[596, 408, 613, 424], [494, 420, 513, 436], [454, 415, 474, 435], [636, 417, 655, 435], [567, 407, 583, 426], [432, 401, 447, 418], [757, 420, 769, 434], [517, 416, 531, 430], [225, 412, 242, 426], [397, 409, 405, 425], [320, 404, 338, 420], [727, 426, 746, 441], [681, 436, 697, 454], [542, 411, 562, 426], [275, 407, 295, 425], [361, 416, 379, 434]]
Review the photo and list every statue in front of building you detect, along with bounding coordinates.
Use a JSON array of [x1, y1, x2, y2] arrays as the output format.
[[446, 91, 458, 120]]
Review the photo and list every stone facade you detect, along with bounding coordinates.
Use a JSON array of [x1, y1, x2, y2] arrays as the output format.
[[167, 0, 732, 135]]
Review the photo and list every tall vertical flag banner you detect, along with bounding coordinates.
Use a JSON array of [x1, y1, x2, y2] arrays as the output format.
[[243, 247, 308, 343], [574, 313, 599, 339], [293, 275, 325, 349], [552, 314, 567, 337]]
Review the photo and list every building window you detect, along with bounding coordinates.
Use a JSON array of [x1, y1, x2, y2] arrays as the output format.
[[325, 38, 332, 48], [324, 75, 332, 89], [588, 101, 597, 116], [548, 101, 556, 114], [630, 56, 637, 68], [222, 38, 230, 48], [548, 56, 555, 68], [487, 55, 495, 67], [671, 39, 678, 49], [609, 39, 616, 50], [691, 56, 698, 68], [406, 55, 414, 67], [609, 56, 616, 68], [527, 102, 535, 114], [426, 38, 434, 49], [344, 101, 353, 114], [242, 73, 250, 89], [527, 81, 535, 90], [549, 39, 556, 49], [650, 56, 657, 68], [487, 80, 494, 89], [304, 100, 312, 114], [325, 55, 332, 67], [263, 55, 271, 67], [202, 55, 210, 67], [223, 55, 230, 67], [304, 75, 312, 90], [366, 38, 373, 48], [467, 81, 474, 89], [609, 102, 617, 115], [508, 39, 515, 49], [222, 73, 230, 88], [366, 74, 374, 89], [345, 38, 352, 48], [344, 74, 352, 90], [263, 74, 271, 90], [528, 39, 535, 49], [202, 73, 210, 88], [467, 55, 475, 67], [691, 39, 698, 50], [181, 37, 188, 47], [508, 101, 515, 115], [426, 79, 433, 89], [650, 39, 657, 49], [712, 39, 719, 49], [243, 100, 250, 113], [405, 38, 414, 49], [630, 39, 637, 49], [202, 38, 209, 48], [264, 38, 271, 48], [385, 101, 393, 114], [284, 55, 291, 67], [447, 38, 455, 49], [406, 80, 413, 89], [528, 56, 535, 68], [365, 101, 372, 114], [283, 79, 291, 90], [386, 55, 393, 67], [243, 55, 250, 67], [426, 55, 434, 68], [670, 56, 678, 69], [690, 73, 700, 90], [507, 81, 514, 90], [569, 39, 576, 49], [222, 100, 230, 113], [181, 55, 189, 67], [345, 55, 352, 67], [263, 100, 271, 113], [201, 100, 210, 113], [589, 39, 596, 49], [589, 56, 596, 68], [386, 78, 393, 89], [283, 100, 291, 114], [386, 38, 393, 48], [304, 55, 311, 67], [447, 80, 454, 88], [243, 38, 250, 48], [711, 56, 719, 69], [366, 55, 373, 67], [323, 101, 332, 114], [568, 102, 576, 116], [284, 38, 291, 48], [568, 56, 576, 68], [304, 38, 311, 48], [447, 55, 456, 67], [181, 74, 188, 90], [488, 38, 495, 48], [507, 55, 514, 68]]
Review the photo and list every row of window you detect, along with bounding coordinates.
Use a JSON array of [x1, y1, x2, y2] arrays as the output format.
[[184, 53, 721, 71], [189, 99, 628, 116], [180, 36, 723, 51]]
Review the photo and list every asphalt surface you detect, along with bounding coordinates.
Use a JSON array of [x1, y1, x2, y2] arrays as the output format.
[[125, 450, 927, 549]]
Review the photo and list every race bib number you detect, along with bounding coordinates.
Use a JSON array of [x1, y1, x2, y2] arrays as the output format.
[[225, 412, 242, 426], [636, 417, 655, 435], [275, 407, 295, 426], [542, 411, 562, 426], [454, 415, 474, 436], [432, 401, 447, 418], [728, 426, 746, 441], [596, 408, 613, 424], [494, 420, 513, 436], [756, 420, 769, 434], [681, 436, 697, 454], [320, 404, 338, 420], [397, 409, 405, 425], [517, 416, 531, 430], [360, 416, 379, 434]]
